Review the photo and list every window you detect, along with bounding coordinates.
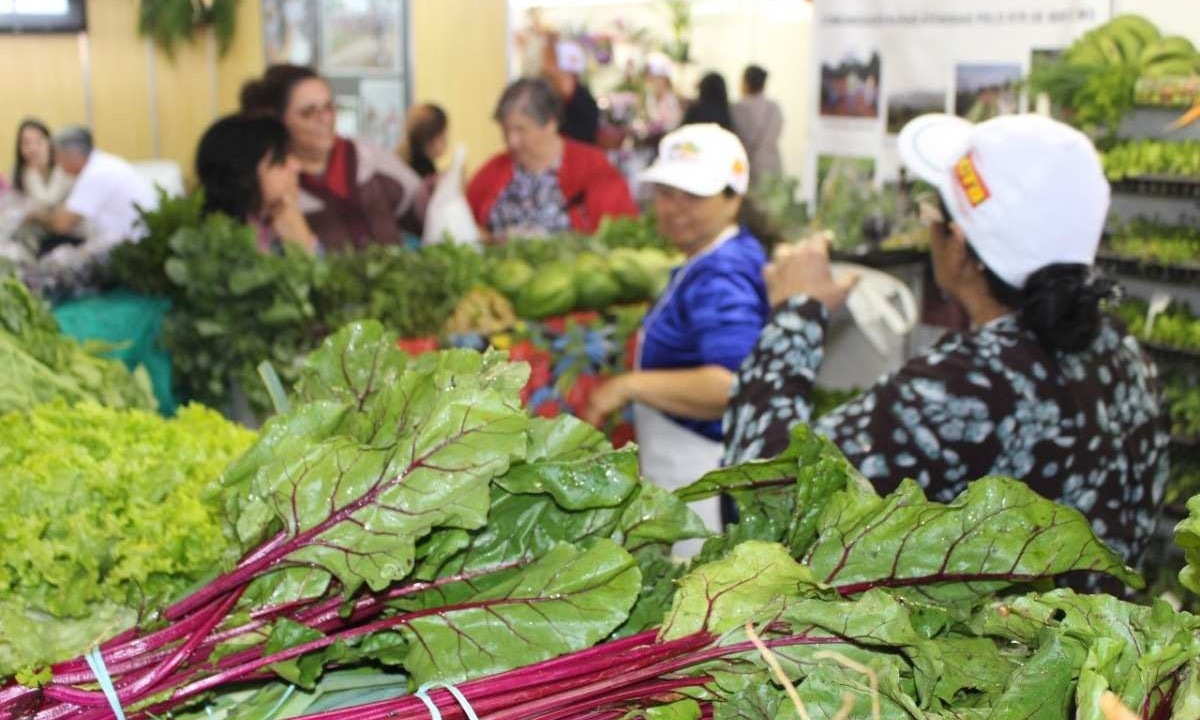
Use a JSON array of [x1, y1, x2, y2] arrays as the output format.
[[0, 0, 86, 33]]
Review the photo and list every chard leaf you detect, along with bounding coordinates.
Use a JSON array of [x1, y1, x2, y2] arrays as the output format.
[[711, 684, 782, 720], [1177, 495, 1200, 595], [231, 322, 529, 597], [614, 547, 687, 637], [1172, 660, 1200, 720], [396, 539, 641, 685], [806, 477, 1142, 602], [984, 631, 1086, 720], [498, 416, 639, 510], [661, 542, 818, 640], [970, 591, 1200, 720], [620, 483, 709, 548], [684, 426, 865, 562], [796, 655, 925, 720], [265, 618, 325, 686], [926, 636, 1016, 707], [646, 698, 702, 720]]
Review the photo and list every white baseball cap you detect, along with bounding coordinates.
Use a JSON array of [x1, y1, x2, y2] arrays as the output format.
[[555, 40, 587, 75], [640, 123, 750, 196], [897, 113, 1109, 289], [645, 51, 674, 78]]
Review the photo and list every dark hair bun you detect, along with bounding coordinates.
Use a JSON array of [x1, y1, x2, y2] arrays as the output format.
[[1020, 264, 1118, 353]]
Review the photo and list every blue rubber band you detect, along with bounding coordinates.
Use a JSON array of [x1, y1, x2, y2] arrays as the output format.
[[85, 647, 127, 720], [415, 682, 479, 720]]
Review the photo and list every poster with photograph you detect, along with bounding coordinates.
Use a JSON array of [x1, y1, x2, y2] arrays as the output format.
[[359, 79, 405, 150], [263, 0, 318, 66], [807, 0, 1111, 201], [820, 51, 882, 118], [320, 0, 404, 75], [954, 64, 1022, 121], [335, 93, 359, 136]]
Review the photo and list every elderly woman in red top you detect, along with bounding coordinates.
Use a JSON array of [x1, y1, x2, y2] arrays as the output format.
[[467, 78, 637, 242]]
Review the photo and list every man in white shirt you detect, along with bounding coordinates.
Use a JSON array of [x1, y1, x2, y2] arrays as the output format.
[[31, 126, 158, 256]]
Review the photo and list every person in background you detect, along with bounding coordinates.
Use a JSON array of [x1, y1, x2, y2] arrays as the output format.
[[29, 126, 157, 256], [584, 124, 775, 548], [724, 113, 1167, 574], [467, 78, 636, 241], [682, 72, 734, 132], [398, 103, 448, 179], [643, 52, 683, 141], [543, 38, 600, 145], [195, 114, 318, 255], [12, 119, 72, 210], [731, 65, 783, 189], [240, 64, 423, 252]]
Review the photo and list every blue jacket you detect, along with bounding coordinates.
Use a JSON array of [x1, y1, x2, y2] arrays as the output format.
[[640, 228, 770, 441]]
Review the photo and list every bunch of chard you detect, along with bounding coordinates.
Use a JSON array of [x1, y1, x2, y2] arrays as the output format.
[[234, 429, 1197, 720], [0, 321, 705, 720]]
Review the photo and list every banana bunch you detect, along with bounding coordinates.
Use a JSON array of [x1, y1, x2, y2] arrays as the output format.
[[1066, 14, 1200, 78], [442, 287, 517, 336]]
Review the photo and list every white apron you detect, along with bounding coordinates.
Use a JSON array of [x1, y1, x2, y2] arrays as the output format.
[[633, 226, 740, 557]]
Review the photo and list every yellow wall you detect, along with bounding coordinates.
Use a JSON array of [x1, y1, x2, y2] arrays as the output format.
[[410, 0, 509, 175], [0, 0, 263, 180], [0, 0, 508, 181]]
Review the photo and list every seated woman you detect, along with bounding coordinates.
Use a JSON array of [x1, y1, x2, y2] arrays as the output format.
[[467, 78, 637, 241], [12, 118, 73, 211], [195, 113, 317, 254], [240, 65, 422, 251], [724, 113, 1168, 574]]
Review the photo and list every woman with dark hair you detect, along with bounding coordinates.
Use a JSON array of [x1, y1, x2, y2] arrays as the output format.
[[584, 124, 772, 551], [682, 72, 734, 132], [466, 77, 636, 241], [724, 113, 1168, 573], [12, 118, 72, 209], [195, 113, 317, 254], [398, 103, 448, 179], [240, 64, 422, 251]]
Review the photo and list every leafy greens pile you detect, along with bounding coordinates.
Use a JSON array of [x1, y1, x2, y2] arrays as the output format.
[[0, 276, 156, 413], [0, 321, 703, 720], [0, 401, 256, 677], [177, 428, 1198, 720]]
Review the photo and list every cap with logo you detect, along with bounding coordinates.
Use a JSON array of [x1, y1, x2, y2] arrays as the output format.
[[897, 113, 1110, 290], [639, 123, 751, 197], [555, 40, 587, 75]]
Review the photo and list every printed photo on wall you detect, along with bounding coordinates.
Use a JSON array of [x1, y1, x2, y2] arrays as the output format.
[[954, 64, 1021, 122], [263, 0, 319, 66], [359, 79, 405, 150], [320, 0, 404, 75], [886, 89, 947, 134], [335, 94, 360, 136], [820, 50, 882, 118]]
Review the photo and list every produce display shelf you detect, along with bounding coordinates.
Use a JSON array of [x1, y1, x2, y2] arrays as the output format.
[[1143, 340, 1200, 364], [1110, 175, 1200, 199], [1097, 252, 1200, 284]]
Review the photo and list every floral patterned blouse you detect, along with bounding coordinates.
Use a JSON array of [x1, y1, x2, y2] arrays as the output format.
[[723, 296, 1170, 566], [487, 164, 571, 237]]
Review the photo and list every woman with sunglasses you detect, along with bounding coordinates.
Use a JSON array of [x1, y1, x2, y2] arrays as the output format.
[[724, 113, 1167, 575], [240, 65, 422, 251]]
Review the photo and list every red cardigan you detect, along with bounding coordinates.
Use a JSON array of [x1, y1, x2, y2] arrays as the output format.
[[467, 139, 638, 235]]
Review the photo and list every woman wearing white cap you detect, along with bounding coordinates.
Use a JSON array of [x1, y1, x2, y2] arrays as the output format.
[[585, 123, 776, 548], [724, 113, 1168, 572]]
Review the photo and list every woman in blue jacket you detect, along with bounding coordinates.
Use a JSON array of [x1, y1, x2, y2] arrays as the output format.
[[584, 123, 774, 549]]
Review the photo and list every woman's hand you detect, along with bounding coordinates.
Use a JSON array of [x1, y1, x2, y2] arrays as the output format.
[[267, 195, 318, 254], [583, 374, 634, 428], [765, 232, 858, 312]]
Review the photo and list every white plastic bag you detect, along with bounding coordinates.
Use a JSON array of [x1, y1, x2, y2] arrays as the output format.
[[831, 262, 919, 357], [422, 144, 481, 247]]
